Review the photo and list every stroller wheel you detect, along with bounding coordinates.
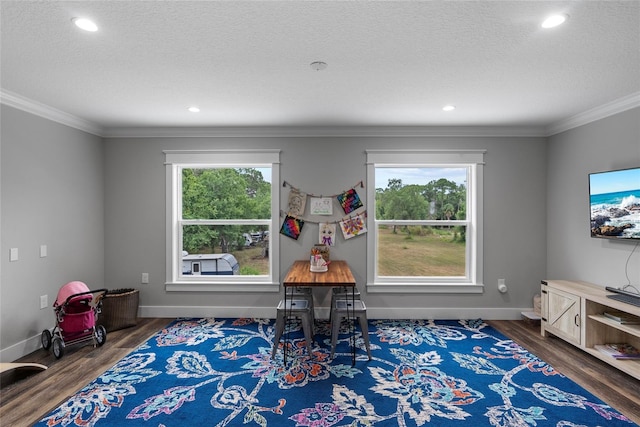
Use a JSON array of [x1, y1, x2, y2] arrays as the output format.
[[95, 325, 107, 346], [52, 337, 65, 359], [41, 329, 52, 350]]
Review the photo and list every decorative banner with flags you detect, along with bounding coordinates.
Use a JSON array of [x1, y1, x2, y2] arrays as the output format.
[[280, 214, 304, 240], [280, 180, 365, 242], [339, 212, 367, 240], [337, 188, 363, 214]]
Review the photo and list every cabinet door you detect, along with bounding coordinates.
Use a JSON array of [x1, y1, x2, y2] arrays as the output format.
[[546, 287, 581, 345]]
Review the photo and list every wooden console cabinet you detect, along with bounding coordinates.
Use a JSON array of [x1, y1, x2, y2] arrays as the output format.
[[541, 279, 640, 380]]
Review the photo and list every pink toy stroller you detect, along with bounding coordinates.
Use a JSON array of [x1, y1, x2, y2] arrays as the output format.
[[41, 281, 108, 359]]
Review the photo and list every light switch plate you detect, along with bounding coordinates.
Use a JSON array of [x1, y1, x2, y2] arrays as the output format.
[[40, 245, 47, 258], [10, 248, 18, 261]]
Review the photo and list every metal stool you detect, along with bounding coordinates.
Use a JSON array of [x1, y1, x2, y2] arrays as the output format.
[[271, 298, 314, 359], [289, 286, 315, 328], [330, 299, 371, 360], [330, 286, 360, 323]]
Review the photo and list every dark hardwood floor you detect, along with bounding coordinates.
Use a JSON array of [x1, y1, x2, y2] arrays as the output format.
[[488, 320, 640, 425], [0, 318, 171, 427], [1, 318, 638, 426]]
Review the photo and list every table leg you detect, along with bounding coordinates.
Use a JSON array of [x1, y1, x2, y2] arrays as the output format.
[[350, 286, 356, 366], [283, 285, 291, 367]]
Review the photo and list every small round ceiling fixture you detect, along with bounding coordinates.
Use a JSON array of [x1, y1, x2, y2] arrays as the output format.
[[72, 17, 98, 32], [442, 105, 456, 112], [310, 61, 328, 71], [541, 14, 568, 29], [188, 106, 200, 113]]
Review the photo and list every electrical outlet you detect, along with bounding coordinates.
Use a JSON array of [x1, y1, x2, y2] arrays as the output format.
[[40, 295, 48, 309], [141, 273, 149, 284]]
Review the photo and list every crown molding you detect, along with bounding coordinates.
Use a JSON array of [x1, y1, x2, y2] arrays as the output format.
[[3, 88, 638, 139], [0, 89, 105, 136], [546, 91, 640, 136], [102, 125, 547, 138]]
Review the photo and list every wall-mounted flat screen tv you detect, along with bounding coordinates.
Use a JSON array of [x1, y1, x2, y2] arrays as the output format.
[[589, 167, 640, 240]]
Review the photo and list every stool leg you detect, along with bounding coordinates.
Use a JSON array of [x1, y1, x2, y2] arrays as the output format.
[[307, 297, 315, 334], [358, 314, 372, 360], [330, 313, 342, 358], [301, 314, 313, 357], [271, 312, 285, 359]]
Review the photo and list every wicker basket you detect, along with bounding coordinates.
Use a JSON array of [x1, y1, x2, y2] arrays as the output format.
[[98, 288, 139, 332]]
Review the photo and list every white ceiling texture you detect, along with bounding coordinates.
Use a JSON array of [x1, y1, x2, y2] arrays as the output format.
[[1, 1, 639, 137]]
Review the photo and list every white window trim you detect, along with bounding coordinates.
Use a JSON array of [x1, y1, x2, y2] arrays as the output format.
[[164, 149, 281, 292], [365, 149, 485, 294]]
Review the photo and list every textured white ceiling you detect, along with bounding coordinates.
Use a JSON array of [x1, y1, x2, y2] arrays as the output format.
[[1, 1, 639, 134]]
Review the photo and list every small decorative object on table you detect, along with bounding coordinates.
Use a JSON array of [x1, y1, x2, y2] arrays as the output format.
[[310, 246, 329, 272], [312, 244, 330, 261]]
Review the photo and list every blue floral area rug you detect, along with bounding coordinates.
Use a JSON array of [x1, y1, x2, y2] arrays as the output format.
[[35, 318, 636, 427]]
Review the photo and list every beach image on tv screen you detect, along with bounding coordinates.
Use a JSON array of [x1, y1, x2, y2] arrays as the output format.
[[589, 168, 640, 239]]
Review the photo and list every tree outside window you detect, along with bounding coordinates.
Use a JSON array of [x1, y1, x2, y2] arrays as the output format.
[[181, 167, 271, 276]]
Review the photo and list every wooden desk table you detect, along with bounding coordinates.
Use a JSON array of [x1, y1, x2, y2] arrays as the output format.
[[283, 260, 355, 288], [281, 260, 357, 365]]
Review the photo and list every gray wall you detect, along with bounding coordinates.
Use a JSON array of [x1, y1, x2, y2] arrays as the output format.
[[103, 135, 547, 320], [546, 108, 640, 285], [4, 103, 637, 361], [1, 105, 104, 361]]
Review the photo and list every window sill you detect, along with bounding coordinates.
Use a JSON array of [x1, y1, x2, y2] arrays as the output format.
[[366, 282, 484, 294], [166, 282, 281, 292]]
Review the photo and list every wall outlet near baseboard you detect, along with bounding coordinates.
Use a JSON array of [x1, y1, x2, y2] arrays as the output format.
[[498, 279, 508, 293]]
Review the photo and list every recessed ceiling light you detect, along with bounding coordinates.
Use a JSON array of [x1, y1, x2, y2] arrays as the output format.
[[188, 106, 200, 113], [310, 61, 328, 71], [541, 14, 568, 29], [72, 17, 98, 32], [442, 105, 456, 112]]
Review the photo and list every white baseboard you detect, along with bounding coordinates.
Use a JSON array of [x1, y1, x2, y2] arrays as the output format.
[[138, 305, 528, 321], [139, 305, 277, 319], [1, 305, 531, 362], [0, 334, 44, 364]]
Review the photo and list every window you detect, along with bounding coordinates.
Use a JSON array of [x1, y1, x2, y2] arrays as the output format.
[[366, 149, 485, 293], [165, 150, 280, 292]]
